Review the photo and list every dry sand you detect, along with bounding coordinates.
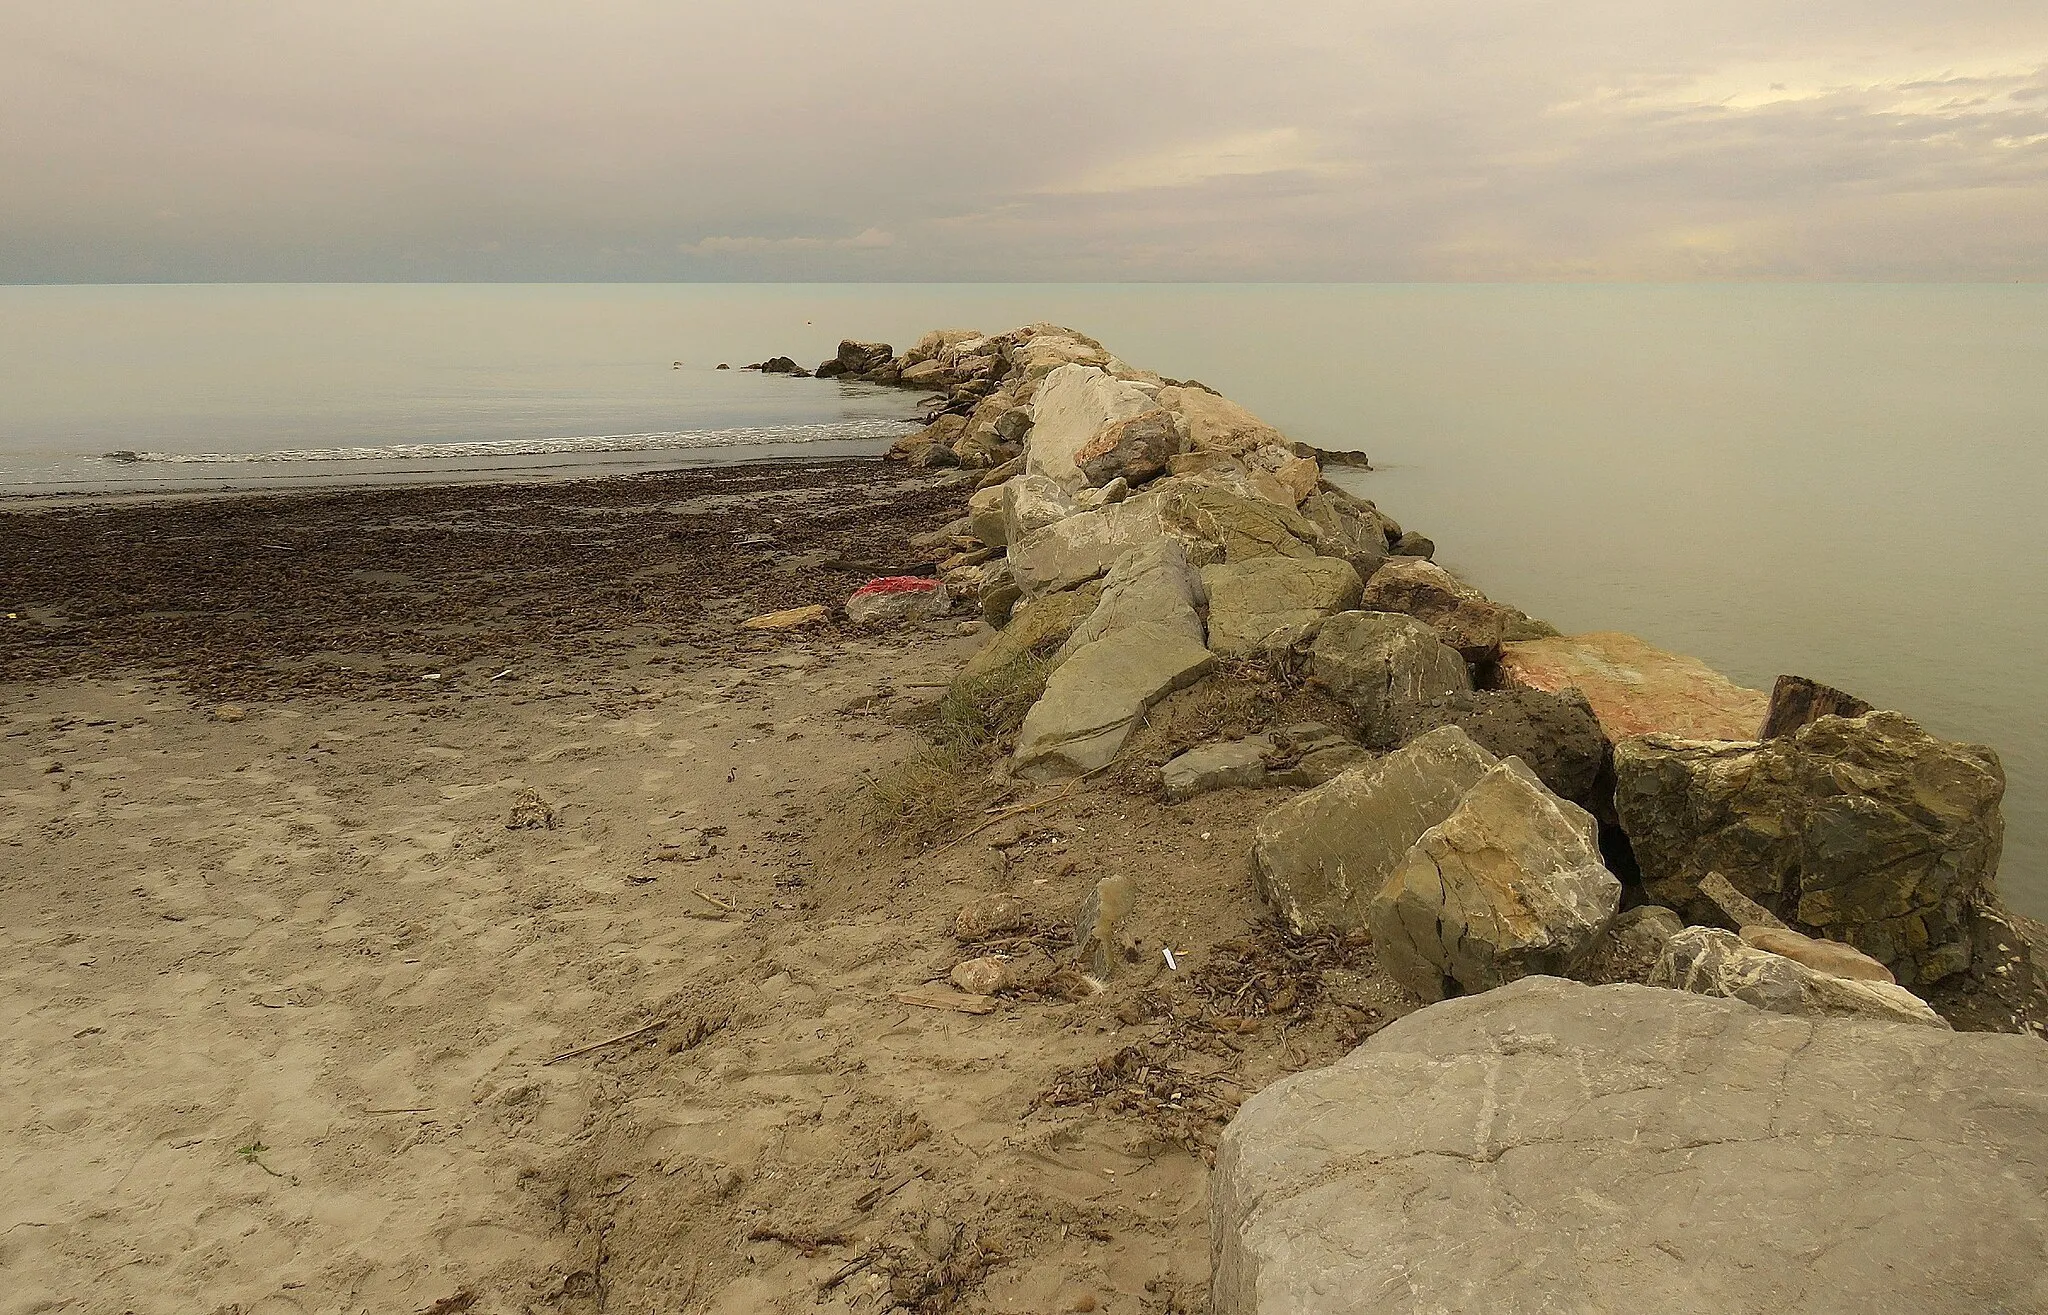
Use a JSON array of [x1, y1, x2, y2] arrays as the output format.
[[1, 462, 1416, 1314]]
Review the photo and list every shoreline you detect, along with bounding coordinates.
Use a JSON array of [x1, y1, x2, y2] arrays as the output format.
[[6, 323, 2047, 1312]]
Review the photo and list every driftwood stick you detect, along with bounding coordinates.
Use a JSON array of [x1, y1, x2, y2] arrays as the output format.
[[544, 1018, 672, 1065]]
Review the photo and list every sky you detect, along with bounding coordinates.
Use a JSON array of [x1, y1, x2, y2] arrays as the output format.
[[4, 1, 2046, 282]]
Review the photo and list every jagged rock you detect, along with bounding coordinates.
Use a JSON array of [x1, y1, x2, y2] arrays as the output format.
[[845, 577, 948, 626], [1392, 530, 1435, 559], [1699, 870, 1788, 930], [1073, 476, 1129, 511], [966, 482, 1008, 547], [1358, 558, 1512, 662], [978, 560, 1021, 627], [1008, 493, 1169, 596], [1760, 673, 1874, 739], [1157, 384, 1287, 456], [1290, 440, 1371, 469], [1926, 897, 2048, 1035], [958, 582, 1101, 683], [1154, 480, 1319, 562], [815, 358, 848, 378], [1163, 736, 1275, 802], [1201, 557, 1362, 657], [1012, 623, 1214, 778], [1387, 687, 1607, 812], [900, 359, 958, 389], [1498, 631, 1771, 741], [1212, 977, 2045, 1315], [1306, 612, 1471, 746], [993, 406, 1033, 445], [1250, 726, 1498, 936], [1651, 927, 1950, 1028], [1076, 408, 1180, 487], [836, 340, 893, 374], [1741, 925, 1896, 983], [1615, 711, 2005, 986], [1058, 539, 1205, 655], [1000, 473, 1078, 546], [1370, 759, 1620, 1001], [1025, 364, 1157, 489], [1295, 488, 1394, 582], [901, 328, 980, 368]]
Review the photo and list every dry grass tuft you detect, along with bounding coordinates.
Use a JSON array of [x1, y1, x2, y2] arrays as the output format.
[[862, 652, 1055, 846]]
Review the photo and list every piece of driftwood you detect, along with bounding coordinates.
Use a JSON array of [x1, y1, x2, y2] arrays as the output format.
[[1760, 674, 1874, 739], [1700, 871, 1789, 931], [892, 985, 997, 1015], [544, 1017, 671, 1064]]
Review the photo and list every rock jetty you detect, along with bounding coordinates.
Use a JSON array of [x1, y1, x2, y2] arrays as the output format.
[[774, 323, 2047, 1311]]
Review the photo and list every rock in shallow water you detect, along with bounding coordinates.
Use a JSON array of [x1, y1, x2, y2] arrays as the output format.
[[1211, 977, 2048, 1315]]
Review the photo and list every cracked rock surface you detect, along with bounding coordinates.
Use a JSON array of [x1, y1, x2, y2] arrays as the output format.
[[1212, 976, 2048, 1315]]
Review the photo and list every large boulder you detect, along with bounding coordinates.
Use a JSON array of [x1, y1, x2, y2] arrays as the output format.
[[1008, 493, 1169, 596], [1358, 558, 1512, 662], [1250, 726, 1498, 936], [1157, 384, 1287, 456], [1154, 481, 1319, 562], [1306, 612, 1471, 746], [1025, 364, 1157, 489], [1386, 687, 1607, 812], [1651, 927, 1950, 1028], [1614, 711, 2006, 986], [1498, 631, 1771, 741], [1212, 977, 2048, 1315], [1369, 759, 1620, 1001], [1295, 488, 1395, 582], [1058, 539, 1206, 654], [1075, 408, 1181, 487], [835, 340, 893, 374], [999, 473, 1077, 546], [1201, 557, 1362, 657], [1011, 623, 1214, 779]]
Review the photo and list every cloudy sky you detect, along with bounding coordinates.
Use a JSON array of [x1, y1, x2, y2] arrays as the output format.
[[5, 1, 2046, 281]]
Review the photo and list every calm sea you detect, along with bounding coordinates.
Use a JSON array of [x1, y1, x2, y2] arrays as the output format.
[[3, 283, 2043, 917]]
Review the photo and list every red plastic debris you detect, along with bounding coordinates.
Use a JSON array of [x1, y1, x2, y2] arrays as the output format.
[[851, 576, 938, 597]]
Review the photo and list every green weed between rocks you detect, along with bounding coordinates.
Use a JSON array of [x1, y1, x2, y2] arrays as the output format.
[[863, 652, 1055, 846]]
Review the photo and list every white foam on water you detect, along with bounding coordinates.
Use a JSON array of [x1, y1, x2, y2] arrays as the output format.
[[97, 418, 919, 465]]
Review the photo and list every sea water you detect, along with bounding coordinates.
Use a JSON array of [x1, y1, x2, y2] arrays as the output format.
[[2, 282, 2043, 916]]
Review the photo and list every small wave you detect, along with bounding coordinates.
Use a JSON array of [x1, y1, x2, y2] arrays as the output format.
[[97, 419, 918, 465]]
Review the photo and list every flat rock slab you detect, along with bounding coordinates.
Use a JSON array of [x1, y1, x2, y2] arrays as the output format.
[[1212, 977, 2048, 1315], [1498, 631, 1770, 741], [1012, 622, 1215, 778]]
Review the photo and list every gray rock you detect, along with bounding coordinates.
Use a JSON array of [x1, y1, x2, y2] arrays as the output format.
[[1575, 904, 1685, 984], [1076, 408, 1180, 487], [1250, 726, 1498, 936], [1153, 480, 1320, 562], [1357, 557, 1512, 662], [836, 339, 893, 374], [1265, 724, 1371, 787], [966, 482, 1008, 548], [1211, 977, 2046, 1315], [1306, 612, 1471, 746], [1615, 711, 2006, 985], [1201, 557, 1363, 657], [1392, 530, 1435, 559], [1370, 759, 1620, 1001], [1294, 488, 1394, 582], [1164, 736, 1275, 801], [1058, 538, 1206, 655], [1012, 622, 1215, 779], [1007, 493, 1170, 596], [1651, 927, 1950, 1028], [1072, 476, 1129, 511], [1026, 364, 1157, 489], [844, 578, 949, 626], [1000, 473, 1078, 547], [1387, 686, 1607, 812]]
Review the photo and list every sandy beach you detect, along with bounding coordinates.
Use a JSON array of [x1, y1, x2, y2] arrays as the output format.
[[1, 458, 1412, 1314]]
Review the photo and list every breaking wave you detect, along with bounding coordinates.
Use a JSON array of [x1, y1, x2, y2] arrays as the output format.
[[97, 418, 919, 466]]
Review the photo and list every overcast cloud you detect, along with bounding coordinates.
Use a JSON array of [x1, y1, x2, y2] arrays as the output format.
[[4, 0, 2045, 281]]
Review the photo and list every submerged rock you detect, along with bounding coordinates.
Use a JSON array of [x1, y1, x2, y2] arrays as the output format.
[[1650, 927, 1949, 1028], [1250, 725, 1498, 936], [1615, 711, 2005, 986], [1369, 759, 1620, 1001], [1212, 977, 2045, 1315]]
